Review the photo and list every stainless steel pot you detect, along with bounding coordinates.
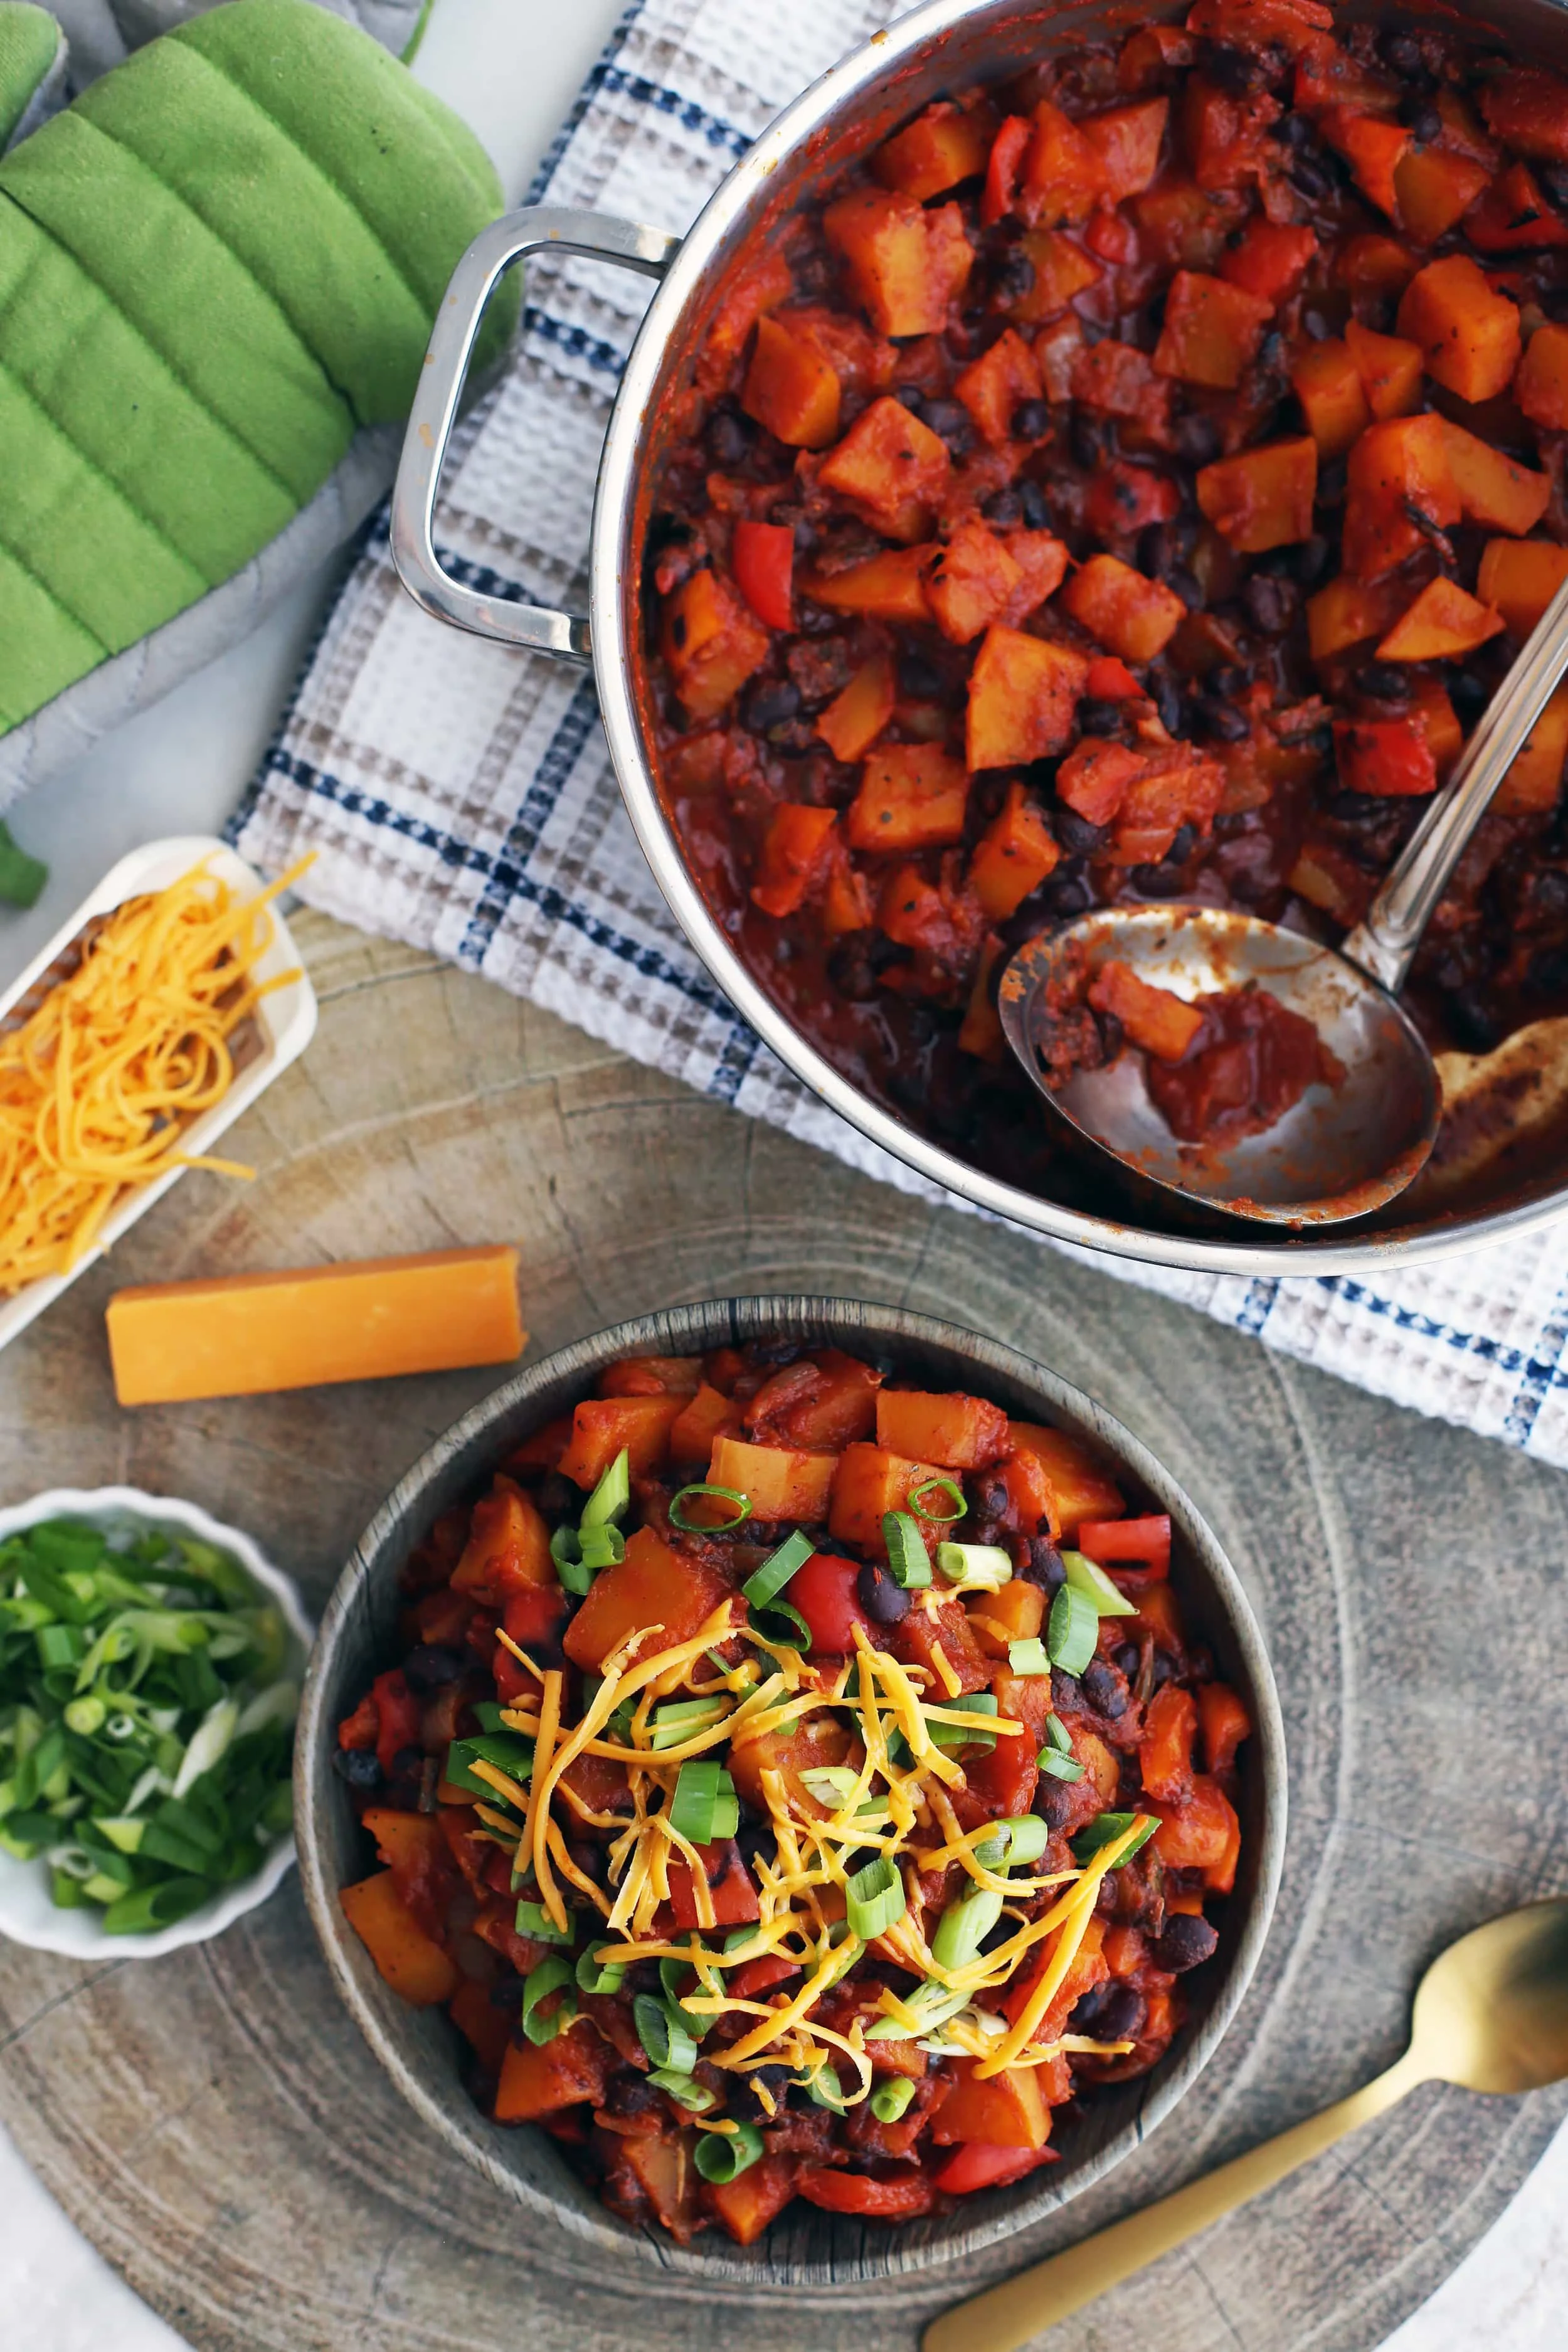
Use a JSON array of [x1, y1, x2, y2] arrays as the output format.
[[390, 0, 1568, 1277]]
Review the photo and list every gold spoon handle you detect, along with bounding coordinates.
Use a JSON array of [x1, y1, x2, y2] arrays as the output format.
[[922, 2049, 1428, 2352]]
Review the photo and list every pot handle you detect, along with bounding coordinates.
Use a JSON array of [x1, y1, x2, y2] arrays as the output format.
[[390, 204, 681, 665]]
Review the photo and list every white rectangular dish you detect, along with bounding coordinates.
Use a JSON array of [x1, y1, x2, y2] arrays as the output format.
[[0, 834, 317, 1359]]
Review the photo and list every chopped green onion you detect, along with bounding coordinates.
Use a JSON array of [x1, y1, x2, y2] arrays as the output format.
[[634, 1992, 697, 2075], [747, 1596, 811, 1651], [882, 1510, 932, 1589], [577, 1522, 624, 1573], [668, 1759, 739, 1845], [549, 1522, 593, 1596], [1007, 1636, 1051, 1677], [649, 1697, 729, 1752], [35, 1623, 82, 1671], [581, 1448, 631, 1530], [1043, 1713, 1073, 1752], [973, 1815, 1050, 1870], [1071, 1811, 1158, 1864], [927, 1690, 998, 1755], [909, 1476, 967, 1525], [741, 1528, 814, 1608], [659, 1955, 710, 2026], [576, 1943, 626, 1996], [521, 1955, 576, 2045], [0, 817, 48, 909], [1038, 1745, 1086, 1784], [931, 1881, 1005, 1969], [474, 1701, 508, 1733], [102, 1876, 212, 1934], [668, 1483, 751, 1533], [446, 1730, 534, 1803], [934, 1540, 1012, 1592], [865, 1979, 972, 2041], [1047, 1583, 1099, 1677], [648, 2067, 717, 2111], [63, 1693, 106, 1735], [694, 2121, 765, 2182], [871, 2075, 917, 2123], [805, 2063, 849, 2112], [798, 1764, 860, 1812], [514, 1898, 575, 1945], [845, 1855, 906, 1941], [1062, 1549, 1138, 1619]]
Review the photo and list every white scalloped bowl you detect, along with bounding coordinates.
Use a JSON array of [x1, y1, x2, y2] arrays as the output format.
[[0, 1488, 313, 1959]]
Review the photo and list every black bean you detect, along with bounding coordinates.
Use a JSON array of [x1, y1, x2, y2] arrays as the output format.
[[983, 486, 1024, 526], [332, 1746, 382, 1791], [1242, 572, 1296, 633], [1095, 1983, 1148, 2041], [1171, 411, 1221, 466], [1055, 807, 1110, 856], [736, 1821, 779, 1876], [857, 1558, 911, 1624], [1153, 675, 1186, 736], [1540, 164, 1568, 213], [893, 384, 925, 416], [1406, 104, 1441, 146], [1070, 409, 1105, 469], [1167, 822, 1199, 864], [995, 245, 1037, 302], [1288, 156, 1333, 201], [1094, 1005, 1125, 1059], [1112, 1641, 1140, 1675], [1195, 697, 1249, 742], [1380, 30, 1425, 77], [1068, 1981, 1111, 2029], [1288, 533, 1331, 587], [1355, 660, 1410, 706], [1138, 521, 1178, 580], [1328, 788, 1396, 825], [1021, 1536, 1067, 1594], [1035, 1776, 1076, 1830], [1019, 480, 1052, 530], [1037, 866, 1096, 918], [1445, 986, 1502, 1054], [1078, 695, 1127, 736], [1303, 309, 1332, 341], [1149, 1648, 1177, 1690], [489, 1973, 527, 2011], [1531, 945, 1568, 992], [1129, 863, 1188, 897], [391, 1744, 424, 1780], [706, 408, 750, 465], [1051, 1666, 1081, 1712], [1535, 869, 1568, 917], [1205, 40, 1260, 92], [1255, 329, 1285, 374], [1316, 457, 1347, 505], [403, 1642, 466, 1693], [1013, 397, 1051, 440], [1273, 110, 1313, 151], [1082, 1657, 1130, 1718], [1167, 564, 1205, 612], [743, 678, 802, 731], [1143, 289, 1167, 334], [1451, 671, 1489, 727], [897, 647, 944, 697], [1153, 1914, 1221, 1973], [1210, 665, 1247, 697], [920, 396, 972, 449]]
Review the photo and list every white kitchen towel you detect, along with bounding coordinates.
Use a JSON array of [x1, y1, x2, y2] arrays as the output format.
[[232, 0, 1568, 1469]]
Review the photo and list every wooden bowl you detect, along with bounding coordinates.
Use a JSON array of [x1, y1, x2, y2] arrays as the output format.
[[295, 1298, 1286, 2280]]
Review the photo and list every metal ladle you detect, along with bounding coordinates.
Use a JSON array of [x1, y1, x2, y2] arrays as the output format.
[[999, 574, 1568, 1227], [924, 1896, 1568, 2352]]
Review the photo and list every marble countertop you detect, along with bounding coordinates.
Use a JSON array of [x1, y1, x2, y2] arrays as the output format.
[[1, 1, 1565, 2344]]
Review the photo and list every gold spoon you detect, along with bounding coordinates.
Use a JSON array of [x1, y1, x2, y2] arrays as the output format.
[[923, 1899, 1568, 2352]]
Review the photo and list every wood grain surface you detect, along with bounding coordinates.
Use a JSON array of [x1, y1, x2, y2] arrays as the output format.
[[1, 910, 1565, 2352]]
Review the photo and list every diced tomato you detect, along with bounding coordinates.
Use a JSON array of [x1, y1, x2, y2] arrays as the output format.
[[1076, 1513, 1171, 1575], [789, 1549, 872, 1656], [931, 2142, 1060, 2195], [731, 519, 795, 631]]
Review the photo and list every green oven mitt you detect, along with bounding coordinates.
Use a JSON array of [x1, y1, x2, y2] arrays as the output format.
[[0, 0, 515, 734], [0, 4, 66, 148]]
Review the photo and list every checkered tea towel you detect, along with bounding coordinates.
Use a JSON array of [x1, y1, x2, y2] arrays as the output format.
[[231, 0, 1568, 1469]]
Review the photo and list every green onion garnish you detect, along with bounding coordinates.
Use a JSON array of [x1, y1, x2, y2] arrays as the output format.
[[648, 2067, 717, 2111], [1007, 1636, 1051, 1677], [864, 1979, 971, 2042], [882, 1510, 933, 1589], [973, 1814, 1050, 1870], [741, 1528, 814, 1608], [747, 1595, 811, 1650], [934, 1540, 1012, 1592], [659, 1954, 709, 2023], [514, 1897, 575, 1945], [581, 1448, 631, 1530], [845, 1854, 906, 1941], [805, 2063, 850, 2111], [550, 1523, 593, 1597], [1062, 1549, 1138, 1619], [1047, 1582, 1099, 1677], [927, 1690, 998, 1755], [870, 2075, 917, 2123], [931, 1880, 1005, 1969], [578, 1522, 624, 1573], [668, 1483, 752, 1533], [908, 1476, 967, 1525], [575, 1943, 626, 1995], [668, 1759, 739, 1845], [521, 1954, 577, 2045], [1043, 1713, 1072, 1752], [445, 1730, 534, 1803], [1071, 1811, 1158, 1865], [1038, 1744, 1086, 1783], [648, 1697, 729, 1752], [634, 1991, 697, 2075], [694, 2120, 765, 2181]]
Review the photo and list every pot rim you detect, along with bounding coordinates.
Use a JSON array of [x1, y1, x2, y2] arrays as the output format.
[[296, 1295, 1286, 2280], [588, 0, 1568, 1278]]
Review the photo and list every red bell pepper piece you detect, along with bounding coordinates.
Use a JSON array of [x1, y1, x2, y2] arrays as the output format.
[[1198, 1681, 1253, 1773], [1076, 1513, 1171, 1576], [337, 1691, 379, 1751], [796, 2166, 937, 2218], [1084, 206, 1137, 264], [731, 519, 795, 631], [1085, 655, 1144, 701], [931, 2142, 1060, 2195], [982, 114, 1032, 225], [788, 1549, 872, 1656], [665, 1837, 761, 1928], [369, 1668, 423, 1778], [729, 1951, 801, 2000]]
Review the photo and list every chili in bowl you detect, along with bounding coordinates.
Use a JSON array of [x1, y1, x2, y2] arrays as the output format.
[[298, 1301, 1284, 2276]]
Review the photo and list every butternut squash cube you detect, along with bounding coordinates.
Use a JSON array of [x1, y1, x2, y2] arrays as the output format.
[[1062, 552, 1186, 662], [1153, 269, 1273, 389], [829, 1442, 946, 1553], [928, 2057, 1051, 2148], [1476, 536, 1568, 633], [661, 569, 770, 721], [340, 1870, 458, 2006], [1079, 97, 1169, 202], [925, 521, 1025, 644], [1290, 339, 1372, 460], [1410, 681, 1463, 780], [815, 652, 896, 761], [1019, 98, 1108, 226], [1342, 413, 1459, 581], [1004, 228, 1102, 324], [1005, 1421, 1123, 1535], [1344, 318, 1424, 419], [452, 1477, 554, 1602], [750, 804, 839, 919], [495, 2023, 610, 2122], [873, 100, 997, 200], [1515, 319, 1568, 430], [954, 327, 1044, 446], [708, 1433, 838, 1520], [1195, 435, 1318, 553], [1320, 107, 1410, 218], [1439, 421, 1552, 536], [1393, 143, 1490, 245], [1376, 576, 1503, 663], [740, 314, 842, 448], [800, 545, 935, 627], [876, 1386, 1012, 1469], [557, 1394, 684, 1488], [817, 396, 951, 540], [563, 1525, 733, 1672], [1333, 716, 1438, 797], [823, 188, 973, 337], [1088, 958, 1205, 1061], [1496, 683, 1568, 813], [966, 625, 1089, 768], [1396, 255, 1522, 403], [1306, 573, 1408, 662], [847, 742, 969, 852], [1478, 64, 1568, 164], [968, 782, 1061, 918]]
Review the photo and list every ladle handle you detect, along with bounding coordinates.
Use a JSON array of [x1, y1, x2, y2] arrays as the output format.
[[1342, 570, 1568, 993], [920, 2048, 1428, 2352]]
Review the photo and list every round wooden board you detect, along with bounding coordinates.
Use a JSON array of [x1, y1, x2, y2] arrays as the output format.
[[1, 909, 1565, 2352]]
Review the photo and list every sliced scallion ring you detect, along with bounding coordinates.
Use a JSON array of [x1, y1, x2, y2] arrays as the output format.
[[747, 1595, 811, 1651], [1071, 1811, 1158, 1865], [934, 1540, 1012, 1592], [694, 2120, 765, 2181], [908, 1476, 967, 1525], [578, 1522, 625, 1572], [741, 1527, 813, 1608], [845, 1854, 906, 1941], [805, 2064, 850, 2112], [521, 1954, 576, 2045], [1043, 1713, 1073, 1753], [1062, 1549, 1138, 1619], [668, 1482, 752, 1533], [1038, 1744, 1086, 1784], [576, 1943, 627, 1996], [931, 1880, 1005, 1970], [668, 1759, 739, 1845], [870, 2075, 917, 2124], [926, 1690, 998, 1755], [550, 1522, 593, 1598], [514, 1896, 574, 1945], [1047, 1582, 1099, 1677], [634, 1991, 697, 2075], [882, 1510, 932, 1589], [581, 1448, 631, 1530], [975, 1815, 1049, 1870], [649, 2067, 718, 2112], [1007, 1635, 1051, 1677]]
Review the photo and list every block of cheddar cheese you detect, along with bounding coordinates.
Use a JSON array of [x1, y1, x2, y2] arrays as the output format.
[[106, 1246, 524, 1406]]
